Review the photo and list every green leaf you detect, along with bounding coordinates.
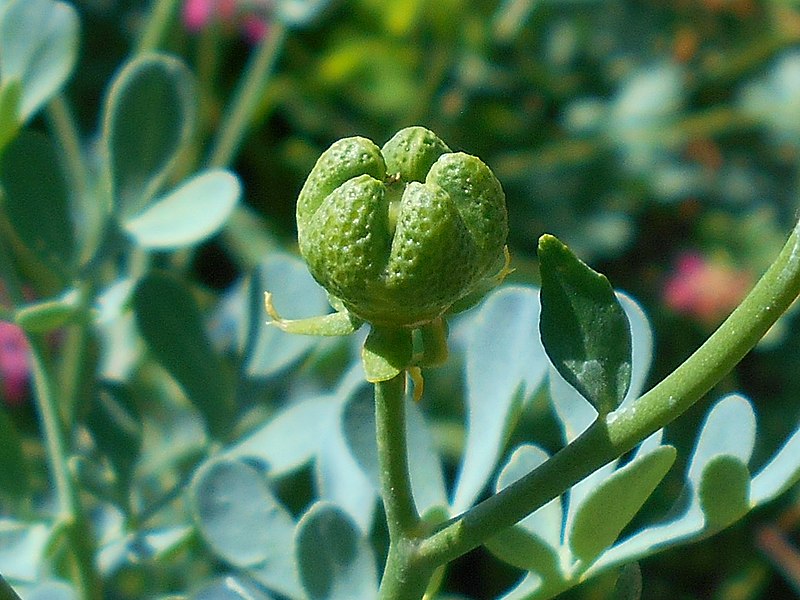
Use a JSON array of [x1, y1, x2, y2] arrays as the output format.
[[0, 520, 51, 581], [361, 326, 412, 383], [538, 234, 631, 414], [0, 81, 21, 153], [103, 53, 196, 219], [122, 169, 240, 249], [14, 290, 81, 333], [295, 502, 378, 600], [190, 458, 302, 599], [0, 131, 74, 278], [0, 0, 79, 121], [613, 563, 642, 600], [0, 409, 29, 501], [453, 286, 547, 512], [699, 455, 750, 533], [569, 445, 676, 565], [132, 272, 234, 438]]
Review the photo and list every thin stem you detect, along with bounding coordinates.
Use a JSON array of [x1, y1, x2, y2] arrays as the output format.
[[206, 23, 287, 169], [28, 336, 100, 599], [136, 0, 182, 55], [45, 95, 88, 201], [375, 375, 420, 538], [415, 219, 800, 570]]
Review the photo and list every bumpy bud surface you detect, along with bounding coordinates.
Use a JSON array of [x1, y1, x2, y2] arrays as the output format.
[[296, 126, 508, 327]]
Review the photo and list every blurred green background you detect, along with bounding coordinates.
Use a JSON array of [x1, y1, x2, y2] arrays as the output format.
[[24, 0, 800, 597]]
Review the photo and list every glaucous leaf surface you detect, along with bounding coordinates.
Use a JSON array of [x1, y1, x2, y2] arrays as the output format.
[[190, 458, 303, 599], [0, 0, 78, 121], [0, 131, 74, 278], [295, 502, 378, 600], [452, 286, 547, 512], [132, 272, 234, 438], [0, 520, 51, 581], [192, 576, 275, 600], [538, 234, 631, 414], [122, 169, 240, 249], [103, 53, 195, 218]]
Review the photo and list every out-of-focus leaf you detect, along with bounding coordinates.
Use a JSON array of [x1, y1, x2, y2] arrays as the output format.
[[276, 0, 334, 27], [132, 272, 234, 438], [14, 580, 75, 600], [103, 53, 195, 218], [452, 286, 547, 512], [751, 425, 800, 505], [0, 81, 21, 152], [246, 254, 332, 377], [613, 563, 642, 600], [122, 169, 240, 249], [0, 0, 79, 121], [14, 290, 81, 333], [538, 234, 631, 414], [0, 520, 51, 581], [698, 455, 750, 533], [190, 458, 302, 599], [0, 131, 74, 278], [192, 576, 275, 600], [295, 502, 378, 600], [0, 410, 28, 501], [568, 446, 676, 564]]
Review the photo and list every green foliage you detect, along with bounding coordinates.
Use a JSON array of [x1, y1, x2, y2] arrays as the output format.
[[3, 2, 800, 600]]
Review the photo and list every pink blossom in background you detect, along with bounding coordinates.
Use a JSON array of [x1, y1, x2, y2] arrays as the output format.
[[182, 0, 270, 42], [663, 252, 753, 325], [0, 321, 30, 406]]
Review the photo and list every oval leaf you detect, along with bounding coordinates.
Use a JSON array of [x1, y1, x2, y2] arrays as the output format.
[[295, 502, 378, 600], [569, 445, 676, 565], [538, 234, 631, 414], [0, 0, 79, 121], [190, 458, 302, 598], [699, 455, 750, 533], [123, 169, 240, 249], [132, 272, 234, 437], [103, 53, 196, 218], [0, 131, 74, 277]]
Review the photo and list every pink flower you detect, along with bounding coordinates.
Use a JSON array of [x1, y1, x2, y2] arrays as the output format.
[[182, 0, 270, 43], [663, 252, 753, 326], [0, 321, 30, 406]]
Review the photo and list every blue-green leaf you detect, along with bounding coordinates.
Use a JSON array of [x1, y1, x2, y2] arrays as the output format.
[[192, 576, 275, 600], [132, 272, 234, 438], [295, 502, 378, 600], [751, 425, 800, 505], [246, 254, 332, 377], [190, 458, 302, 599], [568, 446, 676, 564], [0, 520, 51, 581], [538, 234, 631, 414], [103, 53, 195, 218], [122, 169, 240, 249], [0, 0, 79, 121], [453, 286, 547, 512], [698, 455, 750, 533], [0, 131, 74, 278], [0, 409, 28, 501]]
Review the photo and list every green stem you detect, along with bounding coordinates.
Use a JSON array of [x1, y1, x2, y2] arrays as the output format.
[[206, 22, 287, 168], [0, 574, 23, 600], [28, 336, 100, 600], [413, 218, 800, 572], [375, 375, 429, 600], [375, 375, 420, 538], [135, 0, 182, 55]]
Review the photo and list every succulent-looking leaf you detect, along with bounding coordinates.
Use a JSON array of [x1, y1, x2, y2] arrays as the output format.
[[104, 53, 196, 218], [190, 458, 302, 599], [453, 286, 547, 512], [122, 169, 240, 249], [613, 563, 642, 600], [0, 0, 79, 121], [192, 576, 275, 600], [295, 502, 378, 600], [751, 425, 800, 505], [698, 455, 750, 533], [0, 520, 52, 581], [361, 326, 412, 382], [538, 234, 631, 414], [0, 131, 74, 278], [132, 272, 234, 437], [568, 445, 676, 564]]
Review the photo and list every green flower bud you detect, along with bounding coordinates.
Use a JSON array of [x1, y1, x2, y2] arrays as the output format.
[[297, 126, 508, 328]]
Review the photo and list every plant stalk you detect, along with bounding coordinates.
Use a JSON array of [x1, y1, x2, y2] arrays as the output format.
[[412, 218, 800, 575]]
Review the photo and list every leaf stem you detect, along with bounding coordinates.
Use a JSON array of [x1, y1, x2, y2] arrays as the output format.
[[415, 218, 800, 571], [28, 335, 101, 599], [135, 0, 182, 55], [206, 23, 287, 169], [45, 95, 88, 200]]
